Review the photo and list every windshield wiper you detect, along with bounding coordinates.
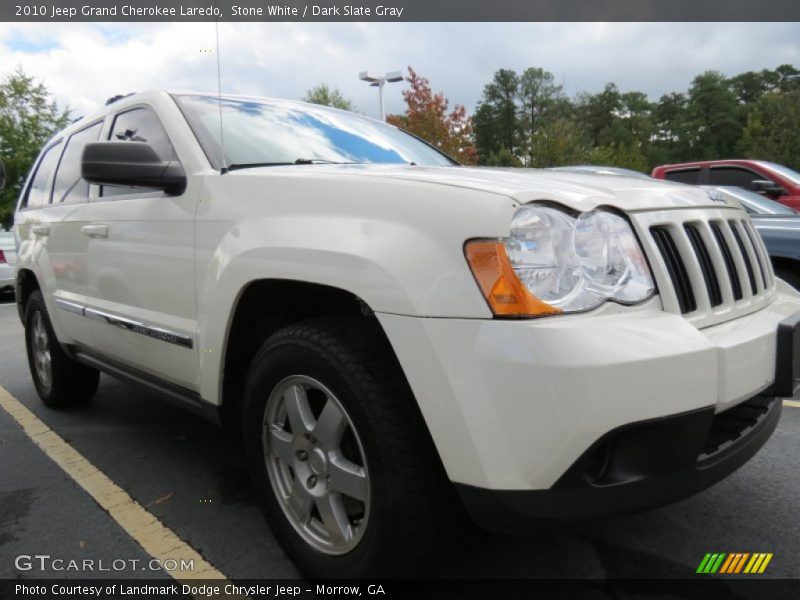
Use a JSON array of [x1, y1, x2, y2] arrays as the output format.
[[223, 159, 356, 172]]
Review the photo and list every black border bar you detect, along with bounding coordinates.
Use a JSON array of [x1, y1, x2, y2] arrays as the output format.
[[3, 0, 800, 22]]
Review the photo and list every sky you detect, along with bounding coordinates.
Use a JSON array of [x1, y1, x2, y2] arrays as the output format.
[[1, 22, 799, 120]]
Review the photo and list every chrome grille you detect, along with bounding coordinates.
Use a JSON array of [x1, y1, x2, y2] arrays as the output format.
[[637, 210, 775, 327]]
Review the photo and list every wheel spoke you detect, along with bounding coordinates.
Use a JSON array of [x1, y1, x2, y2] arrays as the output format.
[[313, 398, 347, 449], [315, 493, 352, 544], [287, 483, 313, 523], [283, 384, 313, 434], [328, 455, 368, 502], [268, 428, 295, 465]]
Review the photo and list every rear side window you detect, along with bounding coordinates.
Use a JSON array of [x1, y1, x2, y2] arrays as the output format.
[[51, 121, 103, 204], [664, 168, 701, 184], [23, 142, 62, 209], [102, 106, 176, 197], [709, 167, 763, 188]]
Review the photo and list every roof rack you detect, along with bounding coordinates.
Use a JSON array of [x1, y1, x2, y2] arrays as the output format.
[[105, 93, 135, 105]]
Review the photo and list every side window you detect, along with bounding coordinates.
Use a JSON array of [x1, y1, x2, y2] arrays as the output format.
[[51, 121, 103, 204], [664, 168, 701, 184], [23, 142, 62, 209], [709, 167, 761, 188], [102, 107, 177, 197]]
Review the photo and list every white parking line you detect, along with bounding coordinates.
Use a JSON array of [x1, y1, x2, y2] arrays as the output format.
[[784, 400, 800, 408], [0, 385, 235, 584]]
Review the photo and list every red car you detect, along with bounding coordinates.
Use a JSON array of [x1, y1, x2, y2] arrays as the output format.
[[651, 160, 800, 211]]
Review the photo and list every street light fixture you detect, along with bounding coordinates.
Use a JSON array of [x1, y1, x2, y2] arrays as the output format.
[[359, 70, 404, 121]]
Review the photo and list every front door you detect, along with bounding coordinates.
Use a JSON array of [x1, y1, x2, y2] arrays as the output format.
[[83, 105, 199, 389]]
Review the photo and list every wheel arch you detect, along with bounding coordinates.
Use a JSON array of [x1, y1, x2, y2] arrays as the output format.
[[15, 268, 41, 322], [216, 279, 417, 437]]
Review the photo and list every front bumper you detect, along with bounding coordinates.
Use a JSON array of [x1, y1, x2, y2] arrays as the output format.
[[456, 394, 781, 530], [378, 284, 800, 500]]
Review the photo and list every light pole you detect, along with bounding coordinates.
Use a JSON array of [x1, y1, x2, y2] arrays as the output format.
[[359, 70, 404, 121]]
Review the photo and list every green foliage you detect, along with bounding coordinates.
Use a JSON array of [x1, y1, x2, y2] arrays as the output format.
[[303, 83, 355, 111], [741, 91, 800, 170], [473, 64, 800, 173], [684, 71, 743, 160], [474, 69, 520, 162], [0, 68, 70, 229], [483, 147, 523, 167], [528, 117, 589, 168]]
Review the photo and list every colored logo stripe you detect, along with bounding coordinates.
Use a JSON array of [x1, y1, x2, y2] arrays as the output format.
[[744, 553, 773, 574], [697, 553, 726, 573], [697, 552, 773, 574]]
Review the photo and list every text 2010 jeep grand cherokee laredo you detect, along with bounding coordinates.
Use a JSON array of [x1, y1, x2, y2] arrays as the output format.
[[12, 91, 800, 577]]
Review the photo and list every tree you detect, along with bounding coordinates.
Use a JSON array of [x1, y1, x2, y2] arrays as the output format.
[[529, 117, 589, 168], [0, 68, 71, 229], [517, 68, 563, 164], [303, 83, 355, 111], [473, 69, 520, 162], [575, 83, 623, 148], [684, 71, 742, 160], [386, 67, 477, 165], [740, 91, 800, 170], [651, 92, 690, 163]]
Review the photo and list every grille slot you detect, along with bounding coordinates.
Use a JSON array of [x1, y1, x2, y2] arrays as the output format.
[[743, 221, 769, 290], [684, 224, 723, 307], [651, 227, 696, 314], [710, 222, 742, 301], [729, 221, 758, 295]]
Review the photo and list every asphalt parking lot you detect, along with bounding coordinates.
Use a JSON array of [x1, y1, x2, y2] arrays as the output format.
[[1, 292, 799, 586]]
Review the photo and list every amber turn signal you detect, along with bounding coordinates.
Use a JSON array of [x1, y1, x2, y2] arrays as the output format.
[[464, 240, 562, 317]]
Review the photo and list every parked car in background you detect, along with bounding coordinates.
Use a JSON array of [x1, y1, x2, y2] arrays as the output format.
[[706, 186, 800, 289], [0, 230, 17, 295], [652, 160, 800, 211]]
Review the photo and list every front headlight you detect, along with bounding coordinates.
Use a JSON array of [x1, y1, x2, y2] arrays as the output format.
[[466, 203, 655, 316]]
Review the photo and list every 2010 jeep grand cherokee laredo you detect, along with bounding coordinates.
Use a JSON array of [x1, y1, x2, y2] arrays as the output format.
[[12, 91, 800, 577]]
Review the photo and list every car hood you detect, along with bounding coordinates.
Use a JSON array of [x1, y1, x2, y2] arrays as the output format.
[[230, 164, 733, 213], [751, 215, 800, 232]]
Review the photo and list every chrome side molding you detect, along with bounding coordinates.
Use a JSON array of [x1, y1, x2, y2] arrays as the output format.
[[54, 298, 193, 349]]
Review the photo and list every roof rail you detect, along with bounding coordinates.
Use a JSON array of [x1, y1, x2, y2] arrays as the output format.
[[105, 93, 135, 105]]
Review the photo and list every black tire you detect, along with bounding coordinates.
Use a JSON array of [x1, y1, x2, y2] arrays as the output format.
[[24, 290, 100, 407], [775, 266, 800, 291], [242, 317, 453, 578]]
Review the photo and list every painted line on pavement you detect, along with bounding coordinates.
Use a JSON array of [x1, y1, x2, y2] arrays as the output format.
[[0, 384, 234, 585], [784, 399, 800, 408]]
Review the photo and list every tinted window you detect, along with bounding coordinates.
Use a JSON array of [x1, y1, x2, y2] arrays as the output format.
[[24, 142, 62, 209], [175, 94, 455, 169], [664, 168, 701, 184], [51, 121, 103, 204], [103, 107, 176, 197], [709, 167, 762, 188]]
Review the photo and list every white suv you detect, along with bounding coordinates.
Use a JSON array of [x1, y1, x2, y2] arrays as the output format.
[[13, 91, 800, 577]]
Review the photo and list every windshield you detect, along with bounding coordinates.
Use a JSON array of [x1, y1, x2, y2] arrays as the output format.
[[0, 232, 15, 247], [757, 161, 800, 186], [174, 94, 455, 169], [715, 186, 798, 215]]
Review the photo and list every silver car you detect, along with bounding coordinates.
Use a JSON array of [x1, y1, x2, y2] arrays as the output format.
[[0, 230, 16, 294]]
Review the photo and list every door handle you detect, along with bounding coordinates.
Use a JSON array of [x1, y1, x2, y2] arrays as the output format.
[[81, 224, 109, 239], [31, 225, 50, 237]]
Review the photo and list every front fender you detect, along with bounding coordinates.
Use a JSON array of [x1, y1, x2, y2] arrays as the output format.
[[194, 172, 517, 403]]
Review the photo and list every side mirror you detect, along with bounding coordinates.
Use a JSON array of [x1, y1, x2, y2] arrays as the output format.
[[0, 158, 6, 191], [750, 179, 786, 197], [81, 142, 186, 195]]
